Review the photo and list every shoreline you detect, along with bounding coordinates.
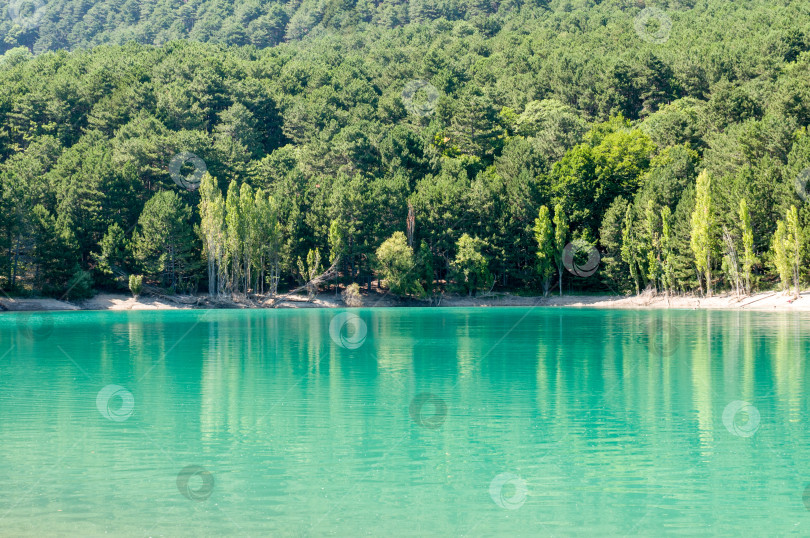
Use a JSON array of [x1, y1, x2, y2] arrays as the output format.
[[2, 290, 810, 313]]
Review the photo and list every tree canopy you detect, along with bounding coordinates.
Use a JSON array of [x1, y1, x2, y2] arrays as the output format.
[[2, 0, 810, 298]]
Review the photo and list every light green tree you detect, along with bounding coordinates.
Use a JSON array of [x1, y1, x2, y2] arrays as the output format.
[[533, 205, 555, 296], [452, 234, 492, 296], [553, 203, 568, 297], [773, 220, 791, 293], [239, 182, 256, 293], [253, 189, 279, 295], [225, 180, 242, 293], [198, 173, 225, 296], [375, 231, 422, 296], [645, 199, 660, 292], [297, 249, 321, 300], [328, 218, 346, 294], [661, 206, 674, 295], [786, 204, 802, 298], [739, 198, 755, 294], [621, 205, 641, 294], [690, 170, 714, 296]]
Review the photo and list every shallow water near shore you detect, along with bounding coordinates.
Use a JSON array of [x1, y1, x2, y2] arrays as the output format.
[[1, 307, 810, 535]]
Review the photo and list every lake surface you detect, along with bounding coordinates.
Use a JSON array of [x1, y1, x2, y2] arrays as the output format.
[[1, 307, 810, 536]]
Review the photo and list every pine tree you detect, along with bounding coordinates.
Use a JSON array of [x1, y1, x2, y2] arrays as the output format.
[[31, 204, 79, 296], [132, 191, 196, 291]]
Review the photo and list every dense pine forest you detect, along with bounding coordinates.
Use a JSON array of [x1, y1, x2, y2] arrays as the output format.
[[2, 0, 810, 300]]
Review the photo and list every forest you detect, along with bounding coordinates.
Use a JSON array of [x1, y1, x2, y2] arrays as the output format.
[[2, 0, 810, 300]]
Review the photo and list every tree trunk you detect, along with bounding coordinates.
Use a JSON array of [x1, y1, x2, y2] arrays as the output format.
[[11, 235, 19, 291]]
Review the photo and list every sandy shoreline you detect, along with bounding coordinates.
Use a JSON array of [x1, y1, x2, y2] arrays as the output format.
[[2, 290, 810, 312]]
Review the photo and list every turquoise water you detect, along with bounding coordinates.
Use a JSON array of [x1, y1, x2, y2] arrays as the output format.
[[1, 307, 810, 536]]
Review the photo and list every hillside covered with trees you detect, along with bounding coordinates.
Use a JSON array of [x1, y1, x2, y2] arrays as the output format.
[[2, 0, 810, 300]]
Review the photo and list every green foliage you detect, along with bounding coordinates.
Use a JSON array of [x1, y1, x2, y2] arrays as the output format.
[[533, 205, 554, 296], [772, 220, 791, 293], [600, 196, 632, 294], [739, 199, 755, 294], [375, 232, 422, 297], [132, 191, 199, 292], [552, 203, 568, 297], [451, 234, 492, 296], [2, 1, 810, 298], [786, 205, 803, 297], [129, 274, 143, 297], [416, 240, 434, 297], [31, 204, 79, 296], [93, 222, 130, 289], [65, 270, 94, 300], [296, 248, 321, 299], [661, 206, 674, 295], [621, 204, 642, 295], [690, 170, 714, 296], [342, 282, 363, 307]]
